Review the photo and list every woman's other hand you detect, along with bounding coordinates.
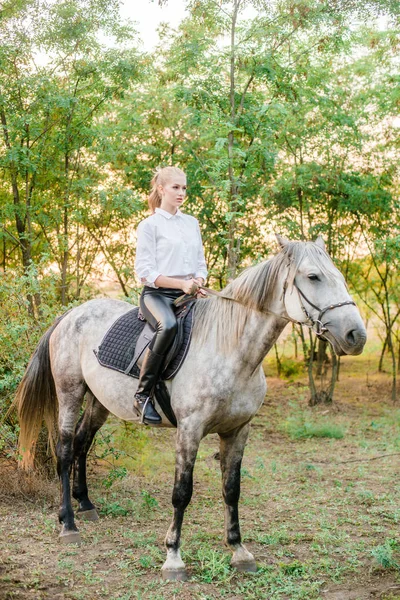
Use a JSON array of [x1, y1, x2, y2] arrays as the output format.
[[194, 277, 207, 298]]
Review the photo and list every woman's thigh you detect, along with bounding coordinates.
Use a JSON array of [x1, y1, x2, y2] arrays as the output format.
[[140, 290, 178, 352]]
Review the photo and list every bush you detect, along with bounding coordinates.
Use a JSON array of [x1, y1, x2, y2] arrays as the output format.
[[0, 267, 61, 460], [279, 357, 304, 379]]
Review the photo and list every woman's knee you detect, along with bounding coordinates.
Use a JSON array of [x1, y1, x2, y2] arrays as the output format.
[[158, 317, 177, 340]]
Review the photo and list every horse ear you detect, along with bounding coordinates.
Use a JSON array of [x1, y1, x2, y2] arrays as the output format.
[[315, 236, 326, 250], [276, 234, 289, 249]]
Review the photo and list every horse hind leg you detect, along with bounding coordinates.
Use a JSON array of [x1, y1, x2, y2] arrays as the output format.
[[219, 423, 257, 573], [56, 381, 87, 545], [72, 391, 109, 521]]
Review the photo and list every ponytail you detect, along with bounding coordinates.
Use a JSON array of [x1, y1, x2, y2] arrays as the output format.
[[148, 166, 186, 213], [148, 173, 162, 212]]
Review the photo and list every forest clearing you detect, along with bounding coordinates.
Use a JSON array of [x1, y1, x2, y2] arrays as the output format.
[[1, 348, 400, 600]]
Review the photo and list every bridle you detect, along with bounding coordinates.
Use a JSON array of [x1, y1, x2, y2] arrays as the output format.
[[291, 281, 356, 337]]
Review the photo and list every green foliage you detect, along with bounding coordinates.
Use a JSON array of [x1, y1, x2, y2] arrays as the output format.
[[0, 267, 62, 458], [102, 466, 128, 489], [282, 411, 345, 440], [140, 489, 158, 509], [279, 357, 304, 380], [371, 539, 400, 571]]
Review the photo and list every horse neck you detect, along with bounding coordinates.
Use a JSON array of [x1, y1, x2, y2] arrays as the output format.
[[227, 258, 289, 368], [234, 305, 288, 374], [193, 271, 288, 374]]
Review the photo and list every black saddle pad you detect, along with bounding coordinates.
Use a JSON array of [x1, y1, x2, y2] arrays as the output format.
[[95, 304, 195, 381]]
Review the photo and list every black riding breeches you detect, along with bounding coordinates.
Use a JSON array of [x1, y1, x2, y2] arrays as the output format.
[[139, 287, 181, 356]]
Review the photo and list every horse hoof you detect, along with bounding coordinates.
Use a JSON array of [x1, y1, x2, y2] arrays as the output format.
[[77, 508, 99, 522], [232, 560, 257, 573], [161, 568, 188, 581], [59, 529, 81, 545]]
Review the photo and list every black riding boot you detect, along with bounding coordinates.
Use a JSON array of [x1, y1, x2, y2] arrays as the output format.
[[133, 348, 163, 425]]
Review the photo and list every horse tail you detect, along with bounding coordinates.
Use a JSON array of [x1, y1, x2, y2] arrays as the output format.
[[15, 312, 69, 470]]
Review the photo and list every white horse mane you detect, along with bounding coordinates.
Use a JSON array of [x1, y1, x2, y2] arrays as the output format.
[[193, 241, 340, 352]]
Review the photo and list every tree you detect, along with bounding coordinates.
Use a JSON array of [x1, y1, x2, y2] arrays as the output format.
[[0, 0, 141, 305]]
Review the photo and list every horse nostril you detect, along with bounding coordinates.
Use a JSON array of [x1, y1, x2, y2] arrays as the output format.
[[346, 329, 366, 347], [346, 329, 357, 346]]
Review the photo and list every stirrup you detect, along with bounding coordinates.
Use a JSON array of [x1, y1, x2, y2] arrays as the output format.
[[139, 396, 151, 425], [133, 394, 161, 425]]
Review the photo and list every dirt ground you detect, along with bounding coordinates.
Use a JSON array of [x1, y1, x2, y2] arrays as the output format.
[[1, 354, 400, 600]]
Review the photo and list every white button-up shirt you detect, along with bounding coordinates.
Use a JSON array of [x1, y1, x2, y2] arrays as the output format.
[[135, 207, 208, 287]]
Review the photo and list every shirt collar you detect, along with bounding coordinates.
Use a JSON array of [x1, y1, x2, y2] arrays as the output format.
[[155, 207, 183, 220]]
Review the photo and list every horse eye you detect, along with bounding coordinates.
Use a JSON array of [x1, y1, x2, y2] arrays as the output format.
[[308, 274, 320, 281]]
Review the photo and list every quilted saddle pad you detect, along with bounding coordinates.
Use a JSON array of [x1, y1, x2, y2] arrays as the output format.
[[95, 305, 195, 380]]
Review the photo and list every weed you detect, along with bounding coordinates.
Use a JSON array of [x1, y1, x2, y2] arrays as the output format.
[[102, 466, 128, 489], [192, 548, 232, 583], [139, 555, 154, 568], [279, 357, 304, 379], [97, 496, 132, 516], [372, 539, 400, 570], [140, 489, 158, 509], [279, 560, 306, 575]]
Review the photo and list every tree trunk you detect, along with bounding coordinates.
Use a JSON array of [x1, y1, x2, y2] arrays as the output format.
[[226, 0, 241, 280], [378, 335, 388, 372], [274, 343, 282, 377], [387, 330, 397, 403], [316, 338, 329, 377], [308, 330, 318, 406]]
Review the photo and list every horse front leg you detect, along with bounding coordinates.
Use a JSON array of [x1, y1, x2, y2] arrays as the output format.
[[162, 425, 202, 581], [219, 423, 257, 572]]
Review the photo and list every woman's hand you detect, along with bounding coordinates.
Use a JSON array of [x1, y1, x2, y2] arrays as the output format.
[[194, 277, 207, 298], [181, 278, 199, 295]]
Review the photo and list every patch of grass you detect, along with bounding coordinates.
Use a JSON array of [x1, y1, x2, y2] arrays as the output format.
[[282, 413, 345, 440], [192, 548, 233, 583], [141, 489, 159, 509], [372, 539, 400, 571]]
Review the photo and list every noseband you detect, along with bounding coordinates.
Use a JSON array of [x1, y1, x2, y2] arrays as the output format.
[[292, 281, 356, 337]]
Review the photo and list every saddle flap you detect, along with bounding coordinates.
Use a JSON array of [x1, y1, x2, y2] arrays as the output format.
[[133, 323, 154, 371]]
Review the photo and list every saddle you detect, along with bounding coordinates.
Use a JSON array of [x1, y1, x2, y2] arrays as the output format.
[[95, 297, 196, 426]]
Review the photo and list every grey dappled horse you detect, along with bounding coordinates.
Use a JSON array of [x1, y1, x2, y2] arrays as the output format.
[[16, 237, 366, 580]]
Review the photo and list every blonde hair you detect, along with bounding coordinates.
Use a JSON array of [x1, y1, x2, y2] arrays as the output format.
[[148, 166, 186, 213]]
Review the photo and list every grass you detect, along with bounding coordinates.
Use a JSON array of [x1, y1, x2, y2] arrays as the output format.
[[1, 353, 400, 598], [281, 412, 345, 439]]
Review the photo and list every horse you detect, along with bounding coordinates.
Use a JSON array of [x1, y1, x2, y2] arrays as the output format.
[[16, 236, 366, 581]]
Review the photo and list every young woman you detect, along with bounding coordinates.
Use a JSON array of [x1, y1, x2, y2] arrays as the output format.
[[134, 166, 208, 425]]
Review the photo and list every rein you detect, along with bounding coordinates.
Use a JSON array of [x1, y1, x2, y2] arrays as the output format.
[[175, 281, 355, 338]]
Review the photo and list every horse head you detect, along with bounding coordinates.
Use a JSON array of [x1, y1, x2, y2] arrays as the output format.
[[277, 235, 367, 356]]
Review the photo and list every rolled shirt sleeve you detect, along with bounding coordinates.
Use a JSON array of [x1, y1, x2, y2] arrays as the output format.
[[194, 221, 208, 281], [134, 220, 161, 286]]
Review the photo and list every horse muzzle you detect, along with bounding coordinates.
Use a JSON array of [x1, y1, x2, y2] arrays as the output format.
[[324, 324, 367, 356]]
